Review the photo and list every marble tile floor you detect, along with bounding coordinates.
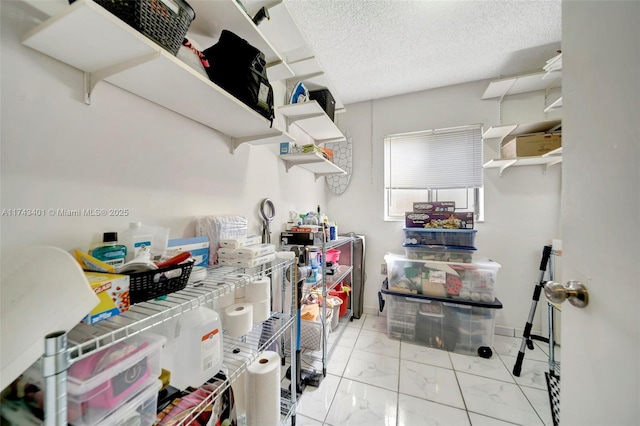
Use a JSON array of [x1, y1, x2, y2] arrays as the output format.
[[289, 313, 559, 426]]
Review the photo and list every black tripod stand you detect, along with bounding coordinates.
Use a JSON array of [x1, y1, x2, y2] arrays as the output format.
[[512, 245, 553, 377]]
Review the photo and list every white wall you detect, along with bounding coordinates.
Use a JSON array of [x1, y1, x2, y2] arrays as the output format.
[[330, 80, 562, 333], [0, 2, 325, 254], [2, 1, 563, 333]]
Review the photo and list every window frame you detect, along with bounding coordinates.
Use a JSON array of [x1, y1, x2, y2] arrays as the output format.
[[383, 124, 485, 222]]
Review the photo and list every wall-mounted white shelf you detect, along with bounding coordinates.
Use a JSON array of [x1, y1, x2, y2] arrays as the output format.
[[21, 0, 291, 144], [238, 1, 346, 112], [279, 101, 346, 143], [280, 152, 347, 179], [287, 56, 346, 113], [482, 70, 561, 100], [543, 52, 563, 80], [187, 0, 294, 81], [483, 155, 562, 176], [482, 119, 562, 144], [544, 96, 563, 113]]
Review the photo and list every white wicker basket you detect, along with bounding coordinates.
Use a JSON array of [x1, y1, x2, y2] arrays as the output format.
[[300, 310, 333, 350]]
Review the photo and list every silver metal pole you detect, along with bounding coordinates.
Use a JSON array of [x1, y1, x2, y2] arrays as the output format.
[[42, 331, 69, 426]]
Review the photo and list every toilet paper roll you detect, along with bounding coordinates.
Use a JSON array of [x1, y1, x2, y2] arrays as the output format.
[[224, 303, 253, 338], [246, 351, 281, 426], [235, 285, 246, 299], [218, 289, 235, 309], [252, 298, 271, 323], [245, 277, 271, 303]]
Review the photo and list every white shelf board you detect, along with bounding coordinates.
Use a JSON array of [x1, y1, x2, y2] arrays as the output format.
[[544, 96, 563, 113], [187, 0, 284, 68], [483, 124, 518, 140], [22, 0, 288, 141], [106, 50, 283, 138], [483, 155, 562, 176], [543, 146, 563, 157], [267, 60, 294, 81], [483, 119, 562, 144], [22, 0, 159, 73], [232, 129, 296, 152], [247, 1, 309, 59], [279, 101, 346, 143], [482, 70, 562, 100], [280, 152, 347, 177], [287, 56, 345, 112]]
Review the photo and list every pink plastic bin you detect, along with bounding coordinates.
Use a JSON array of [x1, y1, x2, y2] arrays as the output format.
[[325, 249, 341, 263]]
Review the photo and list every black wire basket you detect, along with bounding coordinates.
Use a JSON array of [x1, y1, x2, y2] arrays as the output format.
[[128, 261, 194, 304], [72, 0, 196, 55]]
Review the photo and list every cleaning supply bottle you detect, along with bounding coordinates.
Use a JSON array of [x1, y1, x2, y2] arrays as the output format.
[[91, 232, 127, 268], [120, 222, 153, 262], [167, 305, 223, 390]]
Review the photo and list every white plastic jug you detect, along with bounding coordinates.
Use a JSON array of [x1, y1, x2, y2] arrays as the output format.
[[168, 306, 223, 390]]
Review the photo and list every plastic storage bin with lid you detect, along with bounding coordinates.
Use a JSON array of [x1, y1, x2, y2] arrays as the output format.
[[379, 279, 502, 357], [403, 244, 476, 263], [403, 228, 477, 248], [384, 253, 500, 302], [66, 332, 165, 425], [94, 380, 162, 426]]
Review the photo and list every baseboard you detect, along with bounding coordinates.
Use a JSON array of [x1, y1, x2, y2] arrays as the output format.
[[362, 306, 383, 316], [495, 325, 515, 337]]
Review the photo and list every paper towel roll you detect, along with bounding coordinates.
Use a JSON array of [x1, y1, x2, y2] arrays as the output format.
[[232, 370, 247, 417], [235, 285, 246, 298], [245, 277, 271, 302], [246, 351, 281, 426], [224, 303, 253, 338], [252, 298, 271, 323]]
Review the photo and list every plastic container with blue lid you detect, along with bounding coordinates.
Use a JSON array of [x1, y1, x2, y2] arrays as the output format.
[[403, 244, 476, 263], [403, 228, 477, 248]]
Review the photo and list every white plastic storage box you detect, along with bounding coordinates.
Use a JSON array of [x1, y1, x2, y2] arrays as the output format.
[[403, 244, 476, 263], [403, 228, 477, 247], [95, 380, 162, 426], [300, 310, 333, 350], [380, 279, 502, 357], [384, 253, 500, 301], [66, 332, 165, 425]]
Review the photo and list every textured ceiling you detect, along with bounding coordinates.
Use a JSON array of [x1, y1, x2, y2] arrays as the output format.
[[281, 0, 562, 105]]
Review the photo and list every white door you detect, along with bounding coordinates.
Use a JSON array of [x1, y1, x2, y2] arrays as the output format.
[[560, 2, 639, 425]]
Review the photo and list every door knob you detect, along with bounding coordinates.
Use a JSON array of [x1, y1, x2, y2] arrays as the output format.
[[544, 280, 589, 308]]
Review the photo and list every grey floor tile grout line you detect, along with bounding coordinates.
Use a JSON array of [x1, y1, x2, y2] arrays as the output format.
[[295, 314, 553, 426]]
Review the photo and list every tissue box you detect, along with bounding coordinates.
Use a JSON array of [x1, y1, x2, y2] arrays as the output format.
[[167, 236, 209, 267], [82, 272, 130, 325]]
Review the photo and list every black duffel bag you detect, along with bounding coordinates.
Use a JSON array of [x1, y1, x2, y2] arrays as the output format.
[[203, 30, 275, 126]]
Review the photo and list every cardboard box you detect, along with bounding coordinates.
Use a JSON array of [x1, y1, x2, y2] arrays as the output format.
[[82, 272, 130, 324], [405, 212, 474, 229], [501, 133, 562, 158], [412, 201, 455, 213]]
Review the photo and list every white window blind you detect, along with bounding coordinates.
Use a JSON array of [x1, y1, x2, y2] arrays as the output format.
[[385, 124, 483, 190]]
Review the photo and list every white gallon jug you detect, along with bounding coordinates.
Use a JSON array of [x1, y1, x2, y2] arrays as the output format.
[[169, 305, 223, 390]]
